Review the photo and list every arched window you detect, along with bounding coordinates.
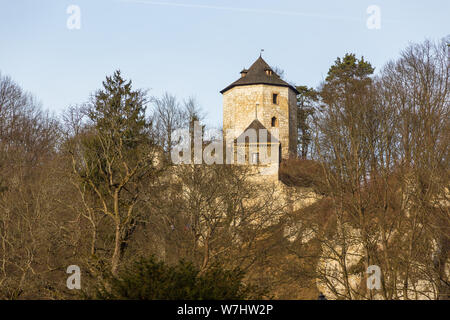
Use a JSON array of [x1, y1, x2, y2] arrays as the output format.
[[271, 117, 278, 127]]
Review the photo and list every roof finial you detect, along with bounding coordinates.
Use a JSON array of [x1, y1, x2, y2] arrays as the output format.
[[260, 49, 264, 57]]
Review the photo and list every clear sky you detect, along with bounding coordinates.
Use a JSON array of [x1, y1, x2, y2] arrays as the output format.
[[1, 0, 449, 126]]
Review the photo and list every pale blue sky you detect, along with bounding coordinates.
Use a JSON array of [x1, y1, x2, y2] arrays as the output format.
[[1, 0, 449, 126]]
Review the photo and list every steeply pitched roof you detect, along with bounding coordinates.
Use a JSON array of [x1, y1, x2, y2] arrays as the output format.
[[221, 56, 299, 94], [235, 119, 279, 144]]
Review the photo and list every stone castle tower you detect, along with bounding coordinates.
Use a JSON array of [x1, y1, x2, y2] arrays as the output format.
[[221, 56, 298, 165]]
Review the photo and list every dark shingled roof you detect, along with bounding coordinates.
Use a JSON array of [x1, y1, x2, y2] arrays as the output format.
[[221, 56, 299, 94], [235, 119, 279, 144]]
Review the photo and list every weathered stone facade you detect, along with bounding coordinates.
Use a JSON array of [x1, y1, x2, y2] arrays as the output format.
[[223, 84, 297, 159]]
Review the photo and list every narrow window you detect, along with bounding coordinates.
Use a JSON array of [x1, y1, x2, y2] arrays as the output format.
[[273, 93, 278, 104], [271, 117, 278, 127]]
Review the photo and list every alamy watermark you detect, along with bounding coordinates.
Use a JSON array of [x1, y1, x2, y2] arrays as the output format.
[[66, 3, 383, 31], [170, 122, 280, 170], [366, 5, 381, 30], [66, 265, 81, 290], [67, 5, 81, 30], [367, 265, 381, 290]]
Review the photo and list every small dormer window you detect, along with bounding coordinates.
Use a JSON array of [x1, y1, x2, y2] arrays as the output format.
[[271, 117, 278, 127], [272, 93, 278, 104], [240, 68, 248, 78]]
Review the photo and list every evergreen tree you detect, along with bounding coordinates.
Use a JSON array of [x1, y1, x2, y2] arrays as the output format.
[[93, 256, 263, 300], [70, 70, 160, 275], [296, 86, 318, 159]]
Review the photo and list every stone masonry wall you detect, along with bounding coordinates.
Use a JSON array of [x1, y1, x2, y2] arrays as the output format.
[[223, 84, 297, 159]]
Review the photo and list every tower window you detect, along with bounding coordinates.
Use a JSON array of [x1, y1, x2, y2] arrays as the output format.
[[271, 117, 278, 127], [272, 93, 278, 104]]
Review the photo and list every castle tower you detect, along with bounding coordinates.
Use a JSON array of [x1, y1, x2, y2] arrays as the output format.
[[221, 56, 298, 160]]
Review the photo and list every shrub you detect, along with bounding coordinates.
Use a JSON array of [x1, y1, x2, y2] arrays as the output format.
[[92, 256, 263, 300], [279, 158, 325, 190]]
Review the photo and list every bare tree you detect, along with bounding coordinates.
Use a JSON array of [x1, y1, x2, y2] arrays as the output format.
[[0, 72, 69, 299], [288, 40, 449, 300], [151, 92, 184, 154]]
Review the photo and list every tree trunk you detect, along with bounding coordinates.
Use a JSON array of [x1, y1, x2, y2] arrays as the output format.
[[111, 222, 121, 275]]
